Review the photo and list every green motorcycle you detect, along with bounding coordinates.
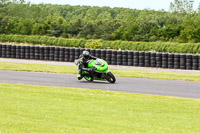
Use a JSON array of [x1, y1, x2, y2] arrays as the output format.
[[75, 58, 116, 83]]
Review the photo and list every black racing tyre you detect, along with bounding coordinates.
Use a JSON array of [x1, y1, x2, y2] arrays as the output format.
[[95, 49, 101, 58], [162, 57, 168, 61], [64, 48, 70, 62], [162, 61, 168, 65], [151, 63, 156, 67], [168, 53, 174, 58], [145, 52, 150, 56], [156, 62, 162, 68], [106, 49, 112, 54], [117, 55, 122, 59], [156, 53, 162, 57], [128, 58, 133, 65], [174, 62, 180, 69], [162, 65, 168, 68], [111, 51, 117, 57], [162, 53, 168, 58], [151, 52, 156, 57], [139, 51, 144, 56], [168, 58, 174, 62], [139, 56, 144, 60], [139, 63, 144, 67], [117, 61, 122, 65], [168, 65, 174, 69], [101, 50, 106, 59], [96, 54, 101, 58], [145, 63, 150, 67], [90, 49, 95, 56], [128, 62, 133, 66], [122, 61, 128, 66], [111, 60, 117, 65], [150, 57, 156, 62], [0, 44, 2, 57], [156, 57, 162, 61], [133, 51, 139, 56], [80, 48, 85, 54], [174, 58, 180, 62], [106, 72, 116, 83], [186, 66, 192, 70], [128, 51, 133, 58]]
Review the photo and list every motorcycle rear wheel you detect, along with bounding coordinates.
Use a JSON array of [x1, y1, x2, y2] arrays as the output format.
[[106, 72, 116, 83]]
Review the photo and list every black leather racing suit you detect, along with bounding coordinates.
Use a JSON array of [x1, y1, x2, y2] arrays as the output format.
[[77, 54, 97, 79]]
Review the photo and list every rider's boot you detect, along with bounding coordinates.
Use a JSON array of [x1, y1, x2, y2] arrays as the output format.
[[77, 69, 83, 80]]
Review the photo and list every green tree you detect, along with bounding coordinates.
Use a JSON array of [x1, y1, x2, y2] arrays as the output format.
[[170, 0, 194, 14]]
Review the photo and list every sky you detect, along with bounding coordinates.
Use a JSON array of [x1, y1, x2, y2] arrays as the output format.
[[27, 0, 200, 11]]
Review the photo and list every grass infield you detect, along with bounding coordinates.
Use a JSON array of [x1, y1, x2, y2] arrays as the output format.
[[0, 83, 200, 132], [0, 62, 200, 81]]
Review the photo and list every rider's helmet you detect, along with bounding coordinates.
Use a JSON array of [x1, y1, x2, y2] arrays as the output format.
[[82, 50, 90, 60]]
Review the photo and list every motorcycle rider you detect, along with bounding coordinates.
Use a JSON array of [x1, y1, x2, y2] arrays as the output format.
[[77, 50, 97, 80]]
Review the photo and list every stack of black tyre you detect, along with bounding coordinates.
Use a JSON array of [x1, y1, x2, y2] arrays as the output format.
[[128, 51, 133, 66], [49, 47, 55, 61], [145, 52, 150, 67], [6, 45, 11, 58], [53, 47, 59, 61], [133, 51, 139, 66], [101, 49, 106, 61], [21, 46, 26, 59], [1, 44, 200, 70], [69, 48, 75, 62], [150, 52, 156, 67], [117, 51, 122, 65], [59, 47, 65, 61], [156, 53, 162, 68], [35, 46, 40, 60], [106, 50, 112, 65], [75, 48, 80, 60], [111, 50, 117, 65], [122, 51, 128, 66], [162, 53, 168, 68], [174, 54, 180, 69], [44, 47, 49, 60], [95, 49, 101, 59], [168, 53, 174, 69], [64, 47, 70, 62], [39, 47, 44, 60], [25, 46, 30, 59], [193, 55, 199, 70], [0, 44, 2, 58], [139, 52, 145, 67], [90, 49, 95, 58], [11, 45, 16, 58], [180, 54, 186, 69], [186, 55, 192, 70], [15, 45, 21, 59], [30, 46, 35, 60], [2, 45, 6, 57]]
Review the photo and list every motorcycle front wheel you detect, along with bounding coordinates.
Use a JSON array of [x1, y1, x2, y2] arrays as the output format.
[[106, 72, 116, 83]]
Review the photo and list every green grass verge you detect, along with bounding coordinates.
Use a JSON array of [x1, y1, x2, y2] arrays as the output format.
[[0, 62, 200, 81], [0, 83, 200, 132]]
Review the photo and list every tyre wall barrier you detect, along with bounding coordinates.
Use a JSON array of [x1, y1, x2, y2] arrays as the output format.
[[0, 44, 200, 70]]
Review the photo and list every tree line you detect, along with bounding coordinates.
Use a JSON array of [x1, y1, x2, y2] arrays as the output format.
[[0, 0, 200, 43]]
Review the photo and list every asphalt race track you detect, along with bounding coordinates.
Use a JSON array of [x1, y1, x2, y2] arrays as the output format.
[[1, 70, 200, 99]]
